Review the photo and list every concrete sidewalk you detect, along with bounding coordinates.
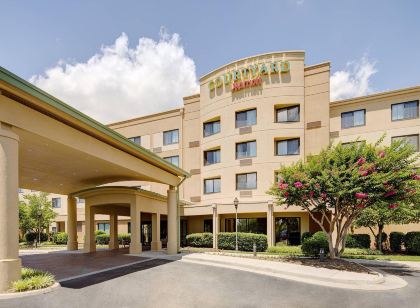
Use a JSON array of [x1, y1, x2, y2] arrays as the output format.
[[180, 253, 407, 290]]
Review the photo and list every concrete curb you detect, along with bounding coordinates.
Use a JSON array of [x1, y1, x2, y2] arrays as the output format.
[[0, 282, 60, 300], [180, 254, 407, 290]]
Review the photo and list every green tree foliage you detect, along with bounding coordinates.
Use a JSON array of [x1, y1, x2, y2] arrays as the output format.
[[268, 137, 420, 258], [20, 192, 57, 242]]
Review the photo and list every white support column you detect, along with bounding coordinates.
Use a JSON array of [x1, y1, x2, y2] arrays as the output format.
[[167, 186, 178, 255], [67, 196, 78, 250], [0, 124, 21, 292], [130, 201, 141, 254], [109, 214, 118, 250], [212, 204, 218, 249], [84, 205, 96, 252], [267, 200, 275, 247], [151, 213, 162, 251]]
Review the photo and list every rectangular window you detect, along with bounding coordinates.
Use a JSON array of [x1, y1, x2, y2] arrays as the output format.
[[225, 218, 266, 234], [236, 140, 257, 159], [236, 172, 257, 190], [276, 105, 300, 122], [52, 198, 61, 208], [341, 109, 366, 128], [235, 109, 257, 128], [128, 136, 141, 145], [204, 149, 221, 165], [163, 129, 179, 145], [97, 223, 110, 234], [164, 155, 179, 167], [204, 178, 221, 194], [204, 219, 213, 233], [392, 135, 419, 151], [392, 101, 419, 121], [76, 197, 85, 204], [203, 120, 221, 137], [276, 138, 300, 156]]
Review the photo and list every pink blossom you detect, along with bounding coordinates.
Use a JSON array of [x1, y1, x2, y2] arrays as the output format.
[[321, 192, 327, 200], [384, 190, 397, 198], [284, 191, 289, 199], [302, 195, 308, 201], [412, 174, 420, 180], [357, 157, 366, 165], [294, 182, 303, 188], [378, 151, 385, 158], [357, 203, 365, 209], [279, 183, 289, 190], [355, 193, 368, 199], [309, 190, 315, 198], [388, 203, 399, 209]]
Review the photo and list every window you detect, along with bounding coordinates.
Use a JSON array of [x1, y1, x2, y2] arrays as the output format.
[[392, 135, 419, 151], [203, 120, 221, 137], [164, 155, 179, 167], [163, 129, 179, 145], [225, 218, 266, 234], [76, 197, 85, 204], [275, 217, 301, 245], [52, 198, 61, 208], [204, 149, 221, 165], [77, 222, 82, 232], [204, 178, 221, 194], [276, 138, 300, 156], [52, 227, 57, 233], [236, 140, 256, 159], [97, 223, 110, 234], [128, 136, 141, 145], [204, 219, 213, 233], [236, 172, 257, 190], [341, 109, 366, 128], [276, 105, 300, 122], [235, 109, 257, 128], [392, 101, 419, 121], [127, 222, 131, 234]]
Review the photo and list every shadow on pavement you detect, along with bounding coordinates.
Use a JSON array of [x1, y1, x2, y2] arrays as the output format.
[[366, 264, 419, 277], [60, 259, 174, 289]]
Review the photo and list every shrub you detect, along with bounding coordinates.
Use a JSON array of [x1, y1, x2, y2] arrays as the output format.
[[404, 231, 420, 255], [95, 230, 107, 236], [218, 232, 268, 252], [301, 231, 329, 257], [118, 233, 131, 246], [52, 232, 68, 245], [96, 234, 110, 245], [301, 232, 314, 243], [24, 232, 48, 243], [267, 245, 302, 255], [346, 234, 371, 249], [12, 267, 55, 292], [389, 232, 405, 253], [186, 233, 213, 248]]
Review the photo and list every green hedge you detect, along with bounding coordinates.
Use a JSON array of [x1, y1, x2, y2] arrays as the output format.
[[218, 232, 268, 252], [404, 232, 420, 255], [301, 231, 329, 257], [25, 232, 48, 243], [52, 232, 68, 244], [96, 234, 110, 245], [346, 234, 371, 249], [186, 233, 213, 248], [301, 232, 314, 243], [390, 232, 405, 253], [118, 233, 131, 245]]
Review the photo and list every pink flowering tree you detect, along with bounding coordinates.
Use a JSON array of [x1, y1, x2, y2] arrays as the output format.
[[268, 137, 420, 258]]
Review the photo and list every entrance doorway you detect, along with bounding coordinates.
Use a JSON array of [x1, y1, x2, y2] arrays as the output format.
[[275, 217, 301, 245], [141, 222, 152, 247]]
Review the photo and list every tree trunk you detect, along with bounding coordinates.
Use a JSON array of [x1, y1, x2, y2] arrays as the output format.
[[376, 224, 384, 252]]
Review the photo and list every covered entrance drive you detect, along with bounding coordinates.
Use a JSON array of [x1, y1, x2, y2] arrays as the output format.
[[0, 67, 189, 292]]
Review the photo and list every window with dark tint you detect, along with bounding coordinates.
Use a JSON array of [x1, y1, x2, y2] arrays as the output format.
[[203, 120, 221, 137], [163, 129, 179, 145], [341, 109, 365, 128], [97, 223, 110, 234], [52, 198, 61, 208], [276, 139, 300, 155], [164, 155, 179, 167], [204, 149, 221, 165], [204, 178, 221, 194], [235, 109, 257, 128], [128, 136, 141, 145], [392, 135, 419, 151], [275, 217, 301, 245], [204, 219, 213, 232], [236, 172, 257, 190], [276, 106, 300, 122], [236, 141, 256, 159], [392, 101, 419, 121], [225, 218, 266, 234]]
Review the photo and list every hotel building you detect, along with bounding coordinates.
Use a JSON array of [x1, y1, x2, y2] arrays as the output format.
[[19, 51, 420, 247]]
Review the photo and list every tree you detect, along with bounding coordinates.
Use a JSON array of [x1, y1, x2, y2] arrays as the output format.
[[21, 192, 57, 242], [18, 201, 31, 239], [268, 137, 419, 258], [353, 201, 420, 252]]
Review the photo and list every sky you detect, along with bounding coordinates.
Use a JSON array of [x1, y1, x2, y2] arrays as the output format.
[[1, 0, 419, 122]]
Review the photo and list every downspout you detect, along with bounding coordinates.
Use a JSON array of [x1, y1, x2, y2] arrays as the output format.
[[176, 175, 188, 253]]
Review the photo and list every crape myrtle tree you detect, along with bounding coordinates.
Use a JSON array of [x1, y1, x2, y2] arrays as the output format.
[[268, 137, 420, 259], [353, 201, 420, 252]]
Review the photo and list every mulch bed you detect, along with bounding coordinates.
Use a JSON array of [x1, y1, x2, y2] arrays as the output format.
[[280, 257, 373, 274]]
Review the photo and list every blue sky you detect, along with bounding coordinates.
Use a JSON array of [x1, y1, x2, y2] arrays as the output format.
[[1, 0, 419, 122]]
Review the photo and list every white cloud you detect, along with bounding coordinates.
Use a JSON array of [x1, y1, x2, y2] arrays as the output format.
[[30, 28, 199, 123], [330, 56, 377, 101]]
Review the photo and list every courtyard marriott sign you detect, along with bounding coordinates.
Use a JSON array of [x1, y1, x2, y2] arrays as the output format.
[[208, 61, 290, 93]]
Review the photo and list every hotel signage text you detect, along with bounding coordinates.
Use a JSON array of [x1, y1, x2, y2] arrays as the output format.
[[208, 61, 290, 93]]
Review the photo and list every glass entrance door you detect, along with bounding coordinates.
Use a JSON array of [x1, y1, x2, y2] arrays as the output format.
[[275, 217, 301, 245], [141, 222, 152, 247]]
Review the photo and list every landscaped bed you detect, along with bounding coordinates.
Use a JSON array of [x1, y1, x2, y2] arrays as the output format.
[[10, 267, 55, 293]]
